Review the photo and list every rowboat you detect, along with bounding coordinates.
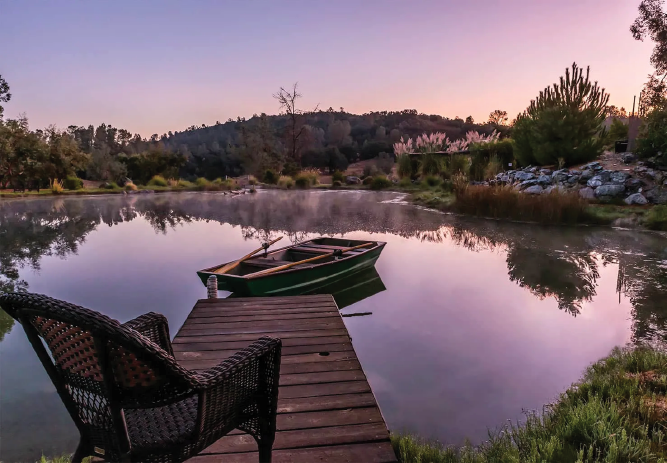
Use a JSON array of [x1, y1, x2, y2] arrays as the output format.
[[197, 237, 386, 297]]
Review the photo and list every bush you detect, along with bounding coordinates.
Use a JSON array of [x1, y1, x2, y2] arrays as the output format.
[[147, 175, 168, 187], [125, 182, 138, 191], [278, 175, 294, 189], [248, 175, 257, 186], [636, 108, 667, 167], [446, 154, 470, 178], [362, 164, 379, 178], [50, 179, 64, 194], [399, 177, 412, 188], [99, 181, 119, 190], [376, 152, 395, 174], [420, 153, 444, 176], [263, 169, 279, 184], [294, 173, 311, 189], [362, 176, 373, 185], [282, 162, 300, 177], [332, 180, 342, 187], [469, 139, 514, 180], [484, 155, 503, 180], [605, 118, 629, 146], [300, 169, 319, 185], [422, 175, 442, 188], [512, 63, 608, 167], [644, 205, 667, 230], [332, 170, 345, 183], [63, 176, 83, 190], [177, 179, 193, 188], [453, 184, 589, 224], [370, 175, 392, 190], [195, 177, 210, 188], [397, 155, 413, 178]]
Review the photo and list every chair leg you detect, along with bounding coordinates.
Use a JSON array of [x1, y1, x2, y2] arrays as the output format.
[[258, 441, 272, 463], [71, 439, 90, 463]]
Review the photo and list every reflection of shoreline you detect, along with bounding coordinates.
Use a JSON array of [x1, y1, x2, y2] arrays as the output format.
[[1, 192, 666, 343]]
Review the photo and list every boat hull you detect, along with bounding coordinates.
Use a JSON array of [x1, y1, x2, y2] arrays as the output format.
[[197, 242, 385, 297]]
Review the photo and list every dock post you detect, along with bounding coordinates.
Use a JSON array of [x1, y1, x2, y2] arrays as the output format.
[[207, 275, 218, 299]]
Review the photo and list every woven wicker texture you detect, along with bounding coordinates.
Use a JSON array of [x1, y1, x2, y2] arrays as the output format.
[[0, 292, 281, 463]]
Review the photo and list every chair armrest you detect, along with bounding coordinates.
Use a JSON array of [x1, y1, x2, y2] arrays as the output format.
[[123, 312, 174, 357], [193, 336, 282, 431]]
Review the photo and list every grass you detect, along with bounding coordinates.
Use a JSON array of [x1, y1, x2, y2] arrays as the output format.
[[278, 175, 294, 189], [124, 181, 138, 191], [644, 205, 667, 230], [148, 175, 169, 187], [294, 173, 312, 189], [370, 175, 392, 190], [393, 346, 667, 463], [411, 190, 456, 209]]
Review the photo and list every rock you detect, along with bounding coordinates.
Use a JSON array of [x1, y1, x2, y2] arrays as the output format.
[[518, 179, 538, 190], [345, 176, 361, 185], [644, 169, 658, 180], [645, 187, 667, 204], [523, 185, 544, 195], [498, 174, 511, 183], [514, 171, 535, 182], [567, 175, 580, 184], [569, 169, 582, 175], [583, 161, 601, 170], [552, 169, 569, 183], [594, 183, 626, 199], [536, 175, 552, 186], [528, 167, 538, 173], [598, 170, 612, 182], [579, 187, 596, 200], [587, 176, 603, 188], [139, 189, 155, 194], [612, 217, 640, 228], [624, 193, 648, 205], [580, 170, 594, 182], [625, 178, 644, 193], [622, 153, 636, 164], [610, 171, 629, 184], [540, 168, 553, 175]]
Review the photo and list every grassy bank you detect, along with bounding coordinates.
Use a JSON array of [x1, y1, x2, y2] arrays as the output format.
[[393, 346, 667, 463]]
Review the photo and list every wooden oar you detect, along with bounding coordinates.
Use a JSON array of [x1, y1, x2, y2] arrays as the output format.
[[248, 242, 373, 278], [214, 237, 283, 274]]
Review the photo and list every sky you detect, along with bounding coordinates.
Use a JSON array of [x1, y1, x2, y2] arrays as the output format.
[[0, 0, 657, 137]]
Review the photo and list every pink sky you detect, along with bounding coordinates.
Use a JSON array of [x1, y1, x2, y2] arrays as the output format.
[[0, 0, 656, 136]]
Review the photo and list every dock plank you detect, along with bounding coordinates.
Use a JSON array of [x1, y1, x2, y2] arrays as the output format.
[[176, 294, 396, 462]]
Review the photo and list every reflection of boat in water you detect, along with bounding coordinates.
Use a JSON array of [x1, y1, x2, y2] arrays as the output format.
[[198, 237, 386, 297], [227, 266, 386, 310]]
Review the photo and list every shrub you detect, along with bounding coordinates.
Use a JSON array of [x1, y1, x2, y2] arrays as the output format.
[[177, 179, 193, 188], [195, 177, 210, 188], [644, 205, 667, 230], [248, 175, 257, 185], [278, 175, 294, 189], [420, 153, 444, 176], [124, 182, 138, 191], [99, 182, 119, 190], [453, 184, 589, 224], [513, 63, 609, 166], [332, 180, 342, 187], [446, 154, 470, 178], [469, 139, 514, 180], [63, 176, 83, 190], [332, 171, 345, 183], [263, 169, 279, 184], [294, 173, 311, 189], [484, 155, 503, 180], [299, 169, 319, 185], [370, 175, 392, 190], [605, 118, 629, 146], [50, 179, 64, 194], [399, 177, 412, 188], [147, 175, 168, 187], [422, 175, 442, 187], [363, 164, 379, 178], [397, 154, 413, 178], [282, 161, 300, 177], [362, 176, 373, 185], [636, 108, 667, 167], [376, 152, 394, 174]]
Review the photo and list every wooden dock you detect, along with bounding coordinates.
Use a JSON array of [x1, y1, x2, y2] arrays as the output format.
[[173, 294, 397, 463]]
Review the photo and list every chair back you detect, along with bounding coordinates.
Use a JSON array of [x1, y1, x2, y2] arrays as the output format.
[[0, 292, 196, 456]]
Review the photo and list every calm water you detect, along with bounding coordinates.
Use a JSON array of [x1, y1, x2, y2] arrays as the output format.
[[1, 191, 666, 461]]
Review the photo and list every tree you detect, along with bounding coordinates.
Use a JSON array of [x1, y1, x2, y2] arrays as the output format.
[[273, 83, 318, 162], [605, 105, 628, 118], [465, 116, 474, 124], [0, 74, 10, 119], [488, 110, 509, 125], [327, 120, 352, 147], [632, 1, 667, 112]]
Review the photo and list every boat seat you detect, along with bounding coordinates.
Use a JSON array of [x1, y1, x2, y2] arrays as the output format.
[[244, 258, 312, 269], [292, 245, 368, 254]]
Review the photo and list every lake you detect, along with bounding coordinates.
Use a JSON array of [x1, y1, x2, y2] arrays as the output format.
[[1, 190, 666, 462]]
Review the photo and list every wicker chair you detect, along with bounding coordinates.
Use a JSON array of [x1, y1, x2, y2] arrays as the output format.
[[0, 292, 282, 463]]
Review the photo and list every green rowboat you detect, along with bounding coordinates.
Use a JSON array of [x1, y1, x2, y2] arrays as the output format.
[[197, 237, 386, 297]]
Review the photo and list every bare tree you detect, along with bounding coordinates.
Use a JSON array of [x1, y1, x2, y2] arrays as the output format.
[[488, 110, 509, 125], [273, 83, 318, 162]]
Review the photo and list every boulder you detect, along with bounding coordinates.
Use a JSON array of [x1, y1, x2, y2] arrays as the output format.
[[552, 169, 569, 183], [587, 176, 603, 188], [578, 187, 595, 200], [536, 175, 552, 186], [540, 168, 553, 175], [523, 185, 543, 195], [580, 169, 594, 182], [345, 176, 361, 185], [519, 179, 538, 190], [624, 193, 648, 205], [625, 178, 644, 193], [567, 175, 580, 184], [528, 167, 538, 173], [598, 170, 612, 182], [645, 187, 667, 204], [610, 171, 629, 184], [594, 184, 626, 199], [514, 171, 535, 182], [622, 153, 636, 164]]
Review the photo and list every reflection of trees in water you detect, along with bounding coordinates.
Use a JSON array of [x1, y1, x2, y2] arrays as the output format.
[[1, 191, 666, 343]]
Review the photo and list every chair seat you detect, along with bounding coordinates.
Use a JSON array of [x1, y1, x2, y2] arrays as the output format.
[[126, 396, 198, 449]]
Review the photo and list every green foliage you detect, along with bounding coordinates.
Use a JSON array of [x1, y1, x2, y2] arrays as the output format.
[[332, 180, 342, 187], [100, 181, 119, 190], [363, 164, 379, 178], [422, 175, 442, 187], [420, 153, 444, 176], [370, 175, 392, 190], [512, 63, 609, 167], [301, 146, 348, 172], [483, 155, 503, 180], [50, 179, 64, 194], [397, 155, 413, 178], [278, 175, 294, 189], [360, 140, 393, 160], [394, 346, 667, 462], [376, 152, 394, 174], [119, 146, 185, 184], [399, 177, 412, 188], [63, 175, 83, 190], [124, 182, 137, 191], [177, 179, 193, 188], [636, 107, 667, 167], [446, 155, 470, 178], [605, 118, 629, 145], [332, 170, 345, 183], [469, 139, 513, 180], [263, 169, 279, 184], [281, 161, 300, 177], [147, 175, 168, 187], [294, 173, 311, 189], [247, 175, 257, 185], [195, 177, 210, 188], [0, 74, 10, 119], [362, 176, 373, 185], [644, 205, 667, 230]]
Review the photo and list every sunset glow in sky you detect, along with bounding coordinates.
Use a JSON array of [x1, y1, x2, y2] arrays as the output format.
[[0, 0, 656, 136]]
